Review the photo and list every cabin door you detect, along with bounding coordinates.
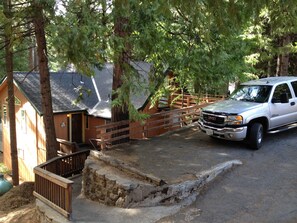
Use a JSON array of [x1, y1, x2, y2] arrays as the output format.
[[70, 113, 83, 143]]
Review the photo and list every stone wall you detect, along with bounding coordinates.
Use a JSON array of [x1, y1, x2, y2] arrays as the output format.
[[82, 155, 157, 208], [82, 151, 242, 208]]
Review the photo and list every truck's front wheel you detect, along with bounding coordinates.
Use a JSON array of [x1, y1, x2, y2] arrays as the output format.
[[249, 123, 263, 150]]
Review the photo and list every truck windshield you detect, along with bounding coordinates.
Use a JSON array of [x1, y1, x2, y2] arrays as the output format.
[[230, 85, 272, 103]]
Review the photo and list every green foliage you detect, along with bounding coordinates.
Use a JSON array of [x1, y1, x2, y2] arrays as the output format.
[[47, 0, 270, 119], [48, 0, 110, 74], [129, 1, 258, 96], [0, 0, 39, 76], [0, 38, 31, 74], [243, 1, 297, 76], [0, 163, 10, 175], [265, 0, 297, 36], [72, 85, 92, 105], [3, 0, 297, 121], [111, 62, 153, 121]]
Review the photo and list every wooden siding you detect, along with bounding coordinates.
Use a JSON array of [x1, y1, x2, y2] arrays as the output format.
[[54, 114, 69, 141], [0, 85, 46, 181], [85, 116, 106, 143]]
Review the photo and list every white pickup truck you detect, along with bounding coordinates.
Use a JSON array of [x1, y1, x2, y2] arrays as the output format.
[[198, 76, 297, 149]]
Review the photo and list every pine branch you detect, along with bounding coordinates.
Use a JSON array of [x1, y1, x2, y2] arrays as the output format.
[[11, 1, 32, 7], [12, 20, 33, 29], [0, 41, 10, 51], [156, 22, 187, 36], [0, 45, 36, 60], [13, 29, 34, 38], [20, 67, 39, 84], [175, 7, 192, 24]]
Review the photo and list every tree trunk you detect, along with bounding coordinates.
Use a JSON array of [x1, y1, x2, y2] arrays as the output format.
[[32, 1, 58, 160], [112, 13, 130, 122], [4, 0, 19, 186], [111, 0, 130, 144], [276, 54, 280, 76], [267, 55, 271, 77], [276, 35, 291, 76], [29, 38, 38, 71]]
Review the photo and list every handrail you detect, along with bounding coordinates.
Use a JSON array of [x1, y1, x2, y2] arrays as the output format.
[[34, 150, 90, 219], [57, 138, 80, 155], [168, 93, 225, 108]]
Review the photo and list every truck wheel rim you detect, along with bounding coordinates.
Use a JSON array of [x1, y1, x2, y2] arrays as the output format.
[[258, 127, 263, 144]]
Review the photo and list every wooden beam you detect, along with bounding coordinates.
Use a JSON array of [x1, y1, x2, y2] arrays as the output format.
[[34, 192, 71, 219]]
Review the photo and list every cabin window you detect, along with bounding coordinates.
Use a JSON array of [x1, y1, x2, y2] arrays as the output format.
[[18, 148, 24, 159], [3, 105, 7, 125], [21, 110, 27, 134]]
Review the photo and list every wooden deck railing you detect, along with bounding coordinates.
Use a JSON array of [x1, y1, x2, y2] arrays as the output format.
[[169, 93, 225, 109], [57, 138, 80, 155], [33, 150, 90, 219], [92, 104, 212, 150]]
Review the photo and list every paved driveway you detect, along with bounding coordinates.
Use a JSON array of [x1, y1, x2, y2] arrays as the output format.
[[39, 124, 297, 222], [104, 125, 255, 184], [158, 127, 297, 223]]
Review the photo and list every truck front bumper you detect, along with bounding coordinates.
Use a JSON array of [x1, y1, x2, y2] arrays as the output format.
[[198, 120, 248, 141]]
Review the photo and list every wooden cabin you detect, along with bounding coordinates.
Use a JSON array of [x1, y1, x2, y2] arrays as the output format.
[[0, 62, 158, 181]]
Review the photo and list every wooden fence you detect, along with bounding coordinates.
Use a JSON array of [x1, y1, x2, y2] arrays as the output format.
[[169, 93, 225, 109], [33, 150, 90, 219], [92, 104, 212, 150]]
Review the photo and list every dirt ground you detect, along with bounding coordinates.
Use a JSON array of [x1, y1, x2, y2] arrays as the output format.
[[0, 203, 38, 223], [0, 152, 38, 223]]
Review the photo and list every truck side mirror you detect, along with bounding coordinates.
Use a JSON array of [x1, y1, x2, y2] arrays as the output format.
[[280, 93, 289, 103]]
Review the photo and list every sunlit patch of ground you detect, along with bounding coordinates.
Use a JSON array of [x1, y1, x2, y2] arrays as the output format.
[[0, 179, 38, 223], [0, 203, 38, 223]]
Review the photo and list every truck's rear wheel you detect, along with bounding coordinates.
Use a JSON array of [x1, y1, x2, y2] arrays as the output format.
[[249, 123, 263, 150]]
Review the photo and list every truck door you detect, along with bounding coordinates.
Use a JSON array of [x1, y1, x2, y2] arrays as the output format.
[[269, 83, 297, 129], [290, 80, 297, 121]]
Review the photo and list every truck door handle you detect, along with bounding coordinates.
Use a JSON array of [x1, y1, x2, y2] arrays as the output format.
[[291, 102, 295, 106]]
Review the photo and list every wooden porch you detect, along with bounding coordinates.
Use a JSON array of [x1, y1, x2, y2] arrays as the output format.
[[34, 150, 90, 219]]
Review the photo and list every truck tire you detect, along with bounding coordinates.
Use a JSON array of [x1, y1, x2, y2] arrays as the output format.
[[249, 122, 263, 150]]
